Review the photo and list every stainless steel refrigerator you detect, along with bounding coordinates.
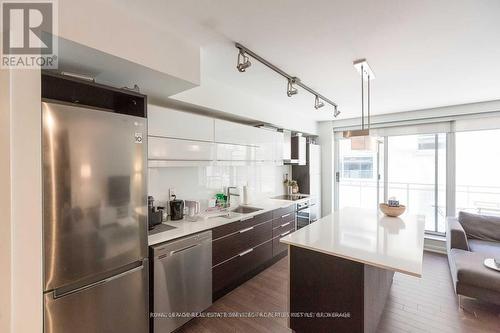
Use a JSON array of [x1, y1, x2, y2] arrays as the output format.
[[42, 100, 149, 333]]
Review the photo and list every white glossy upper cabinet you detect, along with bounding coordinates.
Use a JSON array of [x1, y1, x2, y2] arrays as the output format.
[[148, 105, 214, 142], [148, 136, 215, 167], [214, 119, 257, 146], [273, 131, 284, 165], [254, 128, 275, 162]]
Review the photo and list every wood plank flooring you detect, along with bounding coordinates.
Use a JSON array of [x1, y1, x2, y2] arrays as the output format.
[[178, 252, 500, 333]]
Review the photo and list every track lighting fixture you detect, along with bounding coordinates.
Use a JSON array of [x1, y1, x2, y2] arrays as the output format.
[[334, 107, 341, 118], [287, 78, 298, 97], [235, 42, 341, 118], [236, 50, 251, 72], [314, 95, 325, 109]]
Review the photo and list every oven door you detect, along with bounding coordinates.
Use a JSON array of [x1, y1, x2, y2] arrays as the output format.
[[296, 206, 311, 229]]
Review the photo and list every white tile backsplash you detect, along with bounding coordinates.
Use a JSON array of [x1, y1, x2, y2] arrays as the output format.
[[148, 164, 291, 208]]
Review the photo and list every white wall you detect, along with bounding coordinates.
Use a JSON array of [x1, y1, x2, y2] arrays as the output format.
[[149, 164, 291, 208], [58, 0, 200, 85], [318, 121, 335, 216], [0, 68, 12, 333], [1, 69, 43, 333]]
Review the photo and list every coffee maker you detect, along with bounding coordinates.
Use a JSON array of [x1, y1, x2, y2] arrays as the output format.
[[169, 195, 185, 221]]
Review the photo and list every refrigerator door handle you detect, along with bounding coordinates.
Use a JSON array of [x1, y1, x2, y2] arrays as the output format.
[[53, 263, 145, 299]]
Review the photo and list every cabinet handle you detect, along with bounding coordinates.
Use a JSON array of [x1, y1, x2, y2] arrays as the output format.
[[241, 216, 253, 221], [238, 248, 253, 257], [281, 213, 292, 219], [280, 222, 291, 228], [239, 226, 254, 234], [280, 230, 292, 237]]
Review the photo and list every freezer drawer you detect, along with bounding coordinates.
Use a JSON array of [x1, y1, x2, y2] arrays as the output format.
[[44, 261, 149, 333]]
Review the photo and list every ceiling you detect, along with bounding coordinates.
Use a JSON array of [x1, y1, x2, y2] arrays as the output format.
[[112, 0, 500, 121]]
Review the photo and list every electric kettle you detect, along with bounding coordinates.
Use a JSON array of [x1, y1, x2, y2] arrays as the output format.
[[169, 195, 185, 221]]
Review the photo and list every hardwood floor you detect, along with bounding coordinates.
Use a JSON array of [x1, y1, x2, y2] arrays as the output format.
[[179, 252, 500, 333]]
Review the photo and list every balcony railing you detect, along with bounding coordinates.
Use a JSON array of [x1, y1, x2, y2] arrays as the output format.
[[339, 179, 500, 233]]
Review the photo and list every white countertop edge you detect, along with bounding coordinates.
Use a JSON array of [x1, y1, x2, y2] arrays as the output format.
[[148, 196, 310, 246], [280, 241, 423, 278]]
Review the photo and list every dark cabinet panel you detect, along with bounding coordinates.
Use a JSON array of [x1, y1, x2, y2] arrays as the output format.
[[213, 240, 272, 294], [272, 211, 296, 229], [272, 227, 295, 257], [272, 205, 295, 220], [212, 211, 273, 240], [212, 220, 272, 266], [272, 219, 295, 238]]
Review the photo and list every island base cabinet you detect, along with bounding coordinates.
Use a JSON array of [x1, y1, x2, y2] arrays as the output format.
[[212, 240, 272, 299], [288, 246, 394, 333]]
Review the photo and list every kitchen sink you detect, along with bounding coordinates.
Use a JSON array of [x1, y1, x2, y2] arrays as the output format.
[[230, 206, 263, 214]]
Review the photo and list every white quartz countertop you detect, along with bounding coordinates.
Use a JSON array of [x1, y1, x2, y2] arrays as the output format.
[[280, 207, 426, 277], [148, 196, 309, 246]]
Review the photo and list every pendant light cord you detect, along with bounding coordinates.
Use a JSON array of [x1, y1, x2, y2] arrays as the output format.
[[361, 65, 365, 130]]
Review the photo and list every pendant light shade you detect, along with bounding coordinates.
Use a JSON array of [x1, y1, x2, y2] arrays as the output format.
[[350, 135, 377, 151]]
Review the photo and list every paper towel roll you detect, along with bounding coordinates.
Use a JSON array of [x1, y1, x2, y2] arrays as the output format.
[[242, 185, 249, 205]]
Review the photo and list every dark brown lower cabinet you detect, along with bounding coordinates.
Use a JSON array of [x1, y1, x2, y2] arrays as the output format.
[[211, 207, 296, 300], [213, 240, 272, 298]]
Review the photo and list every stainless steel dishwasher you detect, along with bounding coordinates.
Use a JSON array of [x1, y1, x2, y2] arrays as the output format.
[[151, 231, 212, 333]]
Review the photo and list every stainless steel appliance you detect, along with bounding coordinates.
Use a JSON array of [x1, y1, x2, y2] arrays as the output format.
[[151, 231, 212, 333], [272, 194, 309, 201], [296, 198, 318, 229], [42, 98, 149, 332], [284, 134, 306, 165]]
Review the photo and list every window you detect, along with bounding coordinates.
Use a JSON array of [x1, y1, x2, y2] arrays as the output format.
[[387, 134, 446, 234], [337, 138, 382, 210], [343, 156, 373, 179], [417, 134, 445, 151], [334, 116, 500, 236], [456, 129, 500, 216]]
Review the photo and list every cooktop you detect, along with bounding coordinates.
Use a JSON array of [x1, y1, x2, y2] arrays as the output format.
[[272, 194, 309, 201]]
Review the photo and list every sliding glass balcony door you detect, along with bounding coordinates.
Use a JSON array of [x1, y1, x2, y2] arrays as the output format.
[[456, 129, 500, 216], [337, 138, 384, 210], [387, 134, 446, 234]]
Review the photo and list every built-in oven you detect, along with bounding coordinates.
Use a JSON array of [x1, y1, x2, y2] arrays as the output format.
[[296, 198, 318, 229]]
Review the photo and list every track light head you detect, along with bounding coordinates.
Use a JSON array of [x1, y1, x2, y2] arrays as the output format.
[[334, 107, 341, 118], [314, 95, 325, 109], [287, 79, 298, 97], [237, 50, 251, 72]]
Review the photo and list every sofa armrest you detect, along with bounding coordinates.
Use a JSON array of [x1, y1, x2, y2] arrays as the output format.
[[446, 217, 469, 252]]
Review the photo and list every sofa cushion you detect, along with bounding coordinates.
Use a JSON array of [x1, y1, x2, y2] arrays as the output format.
[[450, 248, 500, 293], [468, 239, 500, 258], [458, 211, 500, 242]]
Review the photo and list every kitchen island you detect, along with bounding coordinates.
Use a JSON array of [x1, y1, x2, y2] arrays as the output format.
[[280, 207, 425, 333]]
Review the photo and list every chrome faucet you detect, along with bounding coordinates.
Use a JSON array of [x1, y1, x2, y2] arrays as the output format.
[[226, 186, 240, 207]]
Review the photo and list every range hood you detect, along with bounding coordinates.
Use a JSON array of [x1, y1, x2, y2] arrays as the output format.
[[283, 131, 306, 165]]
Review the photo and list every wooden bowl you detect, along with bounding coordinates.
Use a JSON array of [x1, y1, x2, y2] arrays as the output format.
[[379, 203, 406, 217]]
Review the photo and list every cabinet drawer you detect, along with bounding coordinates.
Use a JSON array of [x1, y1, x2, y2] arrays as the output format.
[[212, 220, 272, 266], [272, 211, 296, 229], [272, 205, 295, 220], [212, 211, 273, 240], [272, 220, 295, 238], [213, 240, 272, 293], [273, 232, 293, 257]]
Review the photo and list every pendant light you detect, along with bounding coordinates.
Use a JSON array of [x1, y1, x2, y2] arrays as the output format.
[[344, 59, 376, 150]]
